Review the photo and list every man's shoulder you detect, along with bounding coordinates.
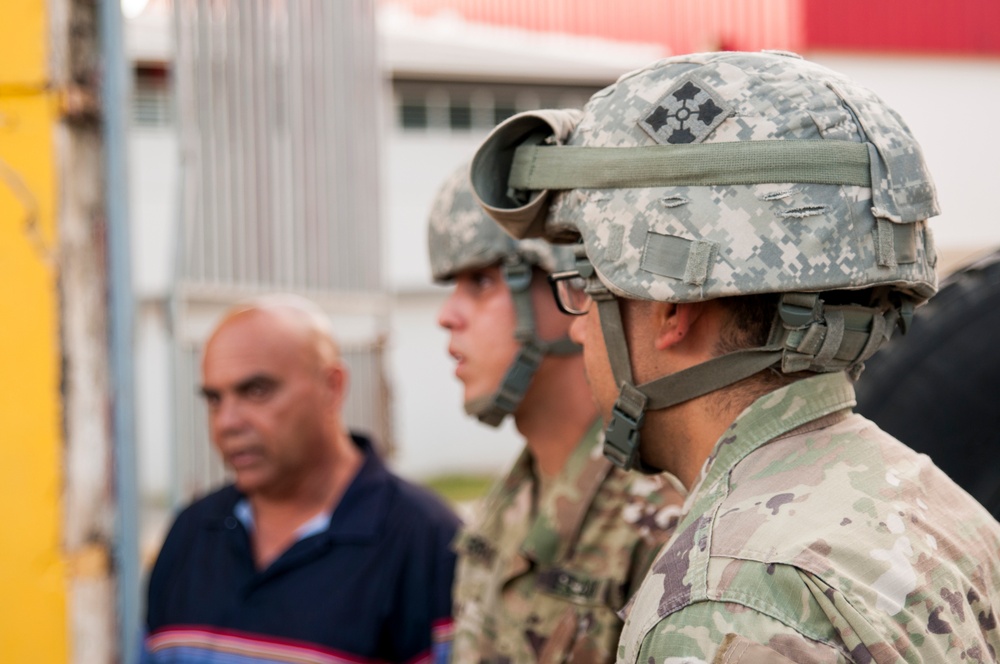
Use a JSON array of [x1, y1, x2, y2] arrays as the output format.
[[168, 484, 241, 530], [658, 407, 989, 572], [148, 485, 243, 593], [382, 469, 461, 531], [350, 431, 459, 529], [626, 591, 849, 664]]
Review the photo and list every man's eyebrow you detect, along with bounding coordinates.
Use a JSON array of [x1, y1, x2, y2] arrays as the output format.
[[234, 373, 278, 392], [199, 373, 277, 398]]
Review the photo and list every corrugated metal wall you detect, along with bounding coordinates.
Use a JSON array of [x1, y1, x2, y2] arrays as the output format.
[[171, 0, 390, 504], [175, 0, 382, 290]]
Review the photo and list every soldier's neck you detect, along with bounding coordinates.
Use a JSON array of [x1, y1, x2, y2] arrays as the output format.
[[515, 363, 598, 477], [642, 389, 749, 489]]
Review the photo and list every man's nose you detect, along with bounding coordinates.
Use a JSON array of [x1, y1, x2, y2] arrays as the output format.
[[211, 397, 247, 435], [437, 290, 463, 330]]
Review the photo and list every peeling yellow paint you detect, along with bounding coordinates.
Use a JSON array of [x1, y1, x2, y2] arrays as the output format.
[[0, 1, 68, 661]]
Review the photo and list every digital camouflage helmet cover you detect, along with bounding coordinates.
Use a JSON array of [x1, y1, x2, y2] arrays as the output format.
[[470, 51, 939, 469]]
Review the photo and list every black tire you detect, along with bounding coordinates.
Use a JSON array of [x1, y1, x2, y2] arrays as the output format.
[[855, 249, 1000, 520]]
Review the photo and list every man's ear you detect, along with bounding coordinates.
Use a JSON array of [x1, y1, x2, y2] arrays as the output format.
[[652, 302, 701, 351], [325, 363, 349, 408]]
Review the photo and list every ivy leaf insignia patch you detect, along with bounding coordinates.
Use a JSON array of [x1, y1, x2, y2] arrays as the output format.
[[639, 77, 731, 144]]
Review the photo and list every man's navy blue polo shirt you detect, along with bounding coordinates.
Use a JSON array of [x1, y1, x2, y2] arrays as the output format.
[[142, 433, 459, 664]]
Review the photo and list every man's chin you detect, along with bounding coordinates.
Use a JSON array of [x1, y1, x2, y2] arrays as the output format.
[[232, 471, 268, 496]]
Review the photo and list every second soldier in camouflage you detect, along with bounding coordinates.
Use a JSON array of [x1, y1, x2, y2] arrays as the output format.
[[429, 164, 686, 663]]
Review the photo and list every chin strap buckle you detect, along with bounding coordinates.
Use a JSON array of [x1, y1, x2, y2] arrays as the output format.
[[603, 383, 647, 471]]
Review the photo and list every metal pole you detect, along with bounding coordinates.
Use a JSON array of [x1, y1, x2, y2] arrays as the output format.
[[98, 0, 141, 661]]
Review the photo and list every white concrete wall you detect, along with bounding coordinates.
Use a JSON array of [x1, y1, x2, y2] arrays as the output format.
[[129, 131, 178, 299], [384, 130, 486, 291], [129, 128, 178, 502]]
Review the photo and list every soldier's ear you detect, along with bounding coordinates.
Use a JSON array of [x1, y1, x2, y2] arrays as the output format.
[[652, 300, 730, 366], [652, 302, 698, 351]]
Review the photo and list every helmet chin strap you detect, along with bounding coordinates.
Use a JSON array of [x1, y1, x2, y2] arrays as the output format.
[[592, 278, 906, 473], [464, 256, 580, 427]]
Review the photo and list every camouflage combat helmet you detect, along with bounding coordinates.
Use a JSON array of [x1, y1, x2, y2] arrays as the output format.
[[470, 51, 940, 469], [428, 162, 581, 427]]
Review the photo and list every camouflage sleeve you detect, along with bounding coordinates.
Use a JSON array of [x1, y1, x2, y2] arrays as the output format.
[[633, 601, 850, 664], [622, 475, 687, 602], [626, 535, 669, 603]]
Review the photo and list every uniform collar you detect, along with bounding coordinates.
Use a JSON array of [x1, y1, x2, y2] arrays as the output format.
[[695, 372, 856, 501]]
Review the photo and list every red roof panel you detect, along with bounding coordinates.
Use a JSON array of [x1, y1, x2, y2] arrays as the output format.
[[384, 1, 1000, 59], [385, 0, 803, 54], [805, 0, 1000, 57]]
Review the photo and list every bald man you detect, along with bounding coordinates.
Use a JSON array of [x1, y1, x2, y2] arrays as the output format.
[[141, 295, 460, 664]]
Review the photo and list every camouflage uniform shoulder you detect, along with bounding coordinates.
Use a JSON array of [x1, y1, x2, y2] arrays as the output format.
[[618, 373, 1000, 663], [452, 445, 533, 561], [452, 423, 687, 663], [526, 420, 685, 585], [596, 465, 687, 599]]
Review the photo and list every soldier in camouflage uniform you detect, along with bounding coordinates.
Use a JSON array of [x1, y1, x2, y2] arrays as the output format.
[[428, 164, 686, 663], [468, 51, 1000, 663]]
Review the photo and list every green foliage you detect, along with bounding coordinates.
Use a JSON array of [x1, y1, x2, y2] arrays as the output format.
[[423, 474, 495, 505]]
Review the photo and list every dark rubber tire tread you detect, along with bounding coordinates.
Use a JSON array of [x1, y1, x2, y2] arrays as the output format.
[[855, 249, 1000, 520]]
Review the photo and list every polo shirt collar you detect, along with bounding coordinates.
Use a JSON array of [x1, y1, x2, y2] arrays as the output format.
[[233, 499, 333, 542]]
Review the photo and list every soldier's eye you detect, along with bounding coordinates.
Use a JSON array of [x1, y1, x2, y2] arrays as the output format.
[[469, 271, 496, 291]]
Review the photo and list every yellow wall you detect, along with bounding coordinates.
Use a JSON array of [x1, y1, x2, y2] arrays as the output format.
[[0, 0, 68, 661]]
